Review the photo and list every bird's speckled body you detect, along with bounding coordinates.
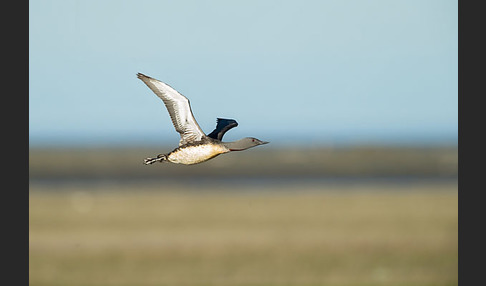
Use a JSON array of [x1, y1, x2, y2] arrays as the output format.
[[167, 141, 230, 165]]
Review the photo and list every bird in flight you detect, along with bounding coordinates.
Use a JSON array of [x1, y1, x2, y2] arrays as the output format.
[[137, 73, 269, 165]]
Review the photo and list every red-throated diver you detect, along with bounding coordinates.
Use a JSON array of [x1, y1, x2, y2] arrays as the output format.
[[137, 73, 269, 165]]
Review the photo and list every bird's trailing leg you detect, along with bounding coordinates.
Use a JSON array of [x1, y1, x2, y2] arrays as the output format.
[[143, 154, 168, 165]]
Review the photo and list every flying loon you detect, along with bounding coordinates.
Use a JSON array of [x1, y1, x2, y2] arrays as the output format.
[[137, 73, 269, 165]]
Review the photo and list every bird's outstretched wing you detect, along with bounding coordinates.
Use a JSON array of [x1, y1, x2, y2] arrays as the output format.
[[137, 73, 206, 145], [207, 118, 238, 141]]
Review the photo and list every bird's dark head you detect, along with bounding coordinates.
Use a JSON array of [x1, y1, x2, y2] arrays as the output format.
[[245, 137, 269, 147]]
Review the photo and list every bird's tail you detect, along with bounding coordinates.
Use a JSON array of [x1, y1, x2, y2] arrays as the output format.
[[143, 154, 168, 165]]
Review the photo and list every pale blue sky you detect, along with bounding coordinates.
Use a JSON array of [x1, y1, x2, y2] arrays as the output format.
[[29, 0, 458, 146]]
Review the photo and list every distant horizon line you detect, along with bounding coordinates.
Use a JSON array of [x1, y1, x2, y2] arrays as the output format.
[[29, 132, 458, 148]]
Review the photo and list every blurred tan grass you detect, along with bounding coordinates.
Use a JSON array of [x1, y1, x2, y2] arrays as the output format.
[[30, 183, 457, 286]]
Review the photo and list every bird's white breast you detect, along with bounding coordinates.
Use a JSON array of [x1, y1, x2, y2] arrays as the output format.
[[167, 144, 229, 165]]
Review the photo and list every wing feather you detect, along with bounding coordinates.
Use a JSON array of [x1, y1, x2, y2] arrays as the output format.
[[137, 73, 206, 145], [207, 118, 238, 141]]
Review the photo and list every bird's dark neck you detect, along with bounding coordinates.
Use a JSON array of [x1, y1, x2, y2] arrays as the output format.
[[222, 139, 249, 151]]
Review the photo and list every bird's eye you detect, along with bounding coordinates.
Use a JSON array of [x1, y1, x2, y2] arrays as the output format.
[[252, 139, 255, 142]]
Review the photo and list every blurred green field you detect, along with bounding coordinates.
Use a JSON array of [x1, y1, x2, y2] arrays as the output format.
[[29, 146, 458, 180], [30, 182, 457, 286]]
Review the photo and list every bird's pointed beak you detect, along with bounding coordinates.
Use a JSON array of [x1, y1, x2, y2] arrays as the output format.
[[260, 141, 270, 145]]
